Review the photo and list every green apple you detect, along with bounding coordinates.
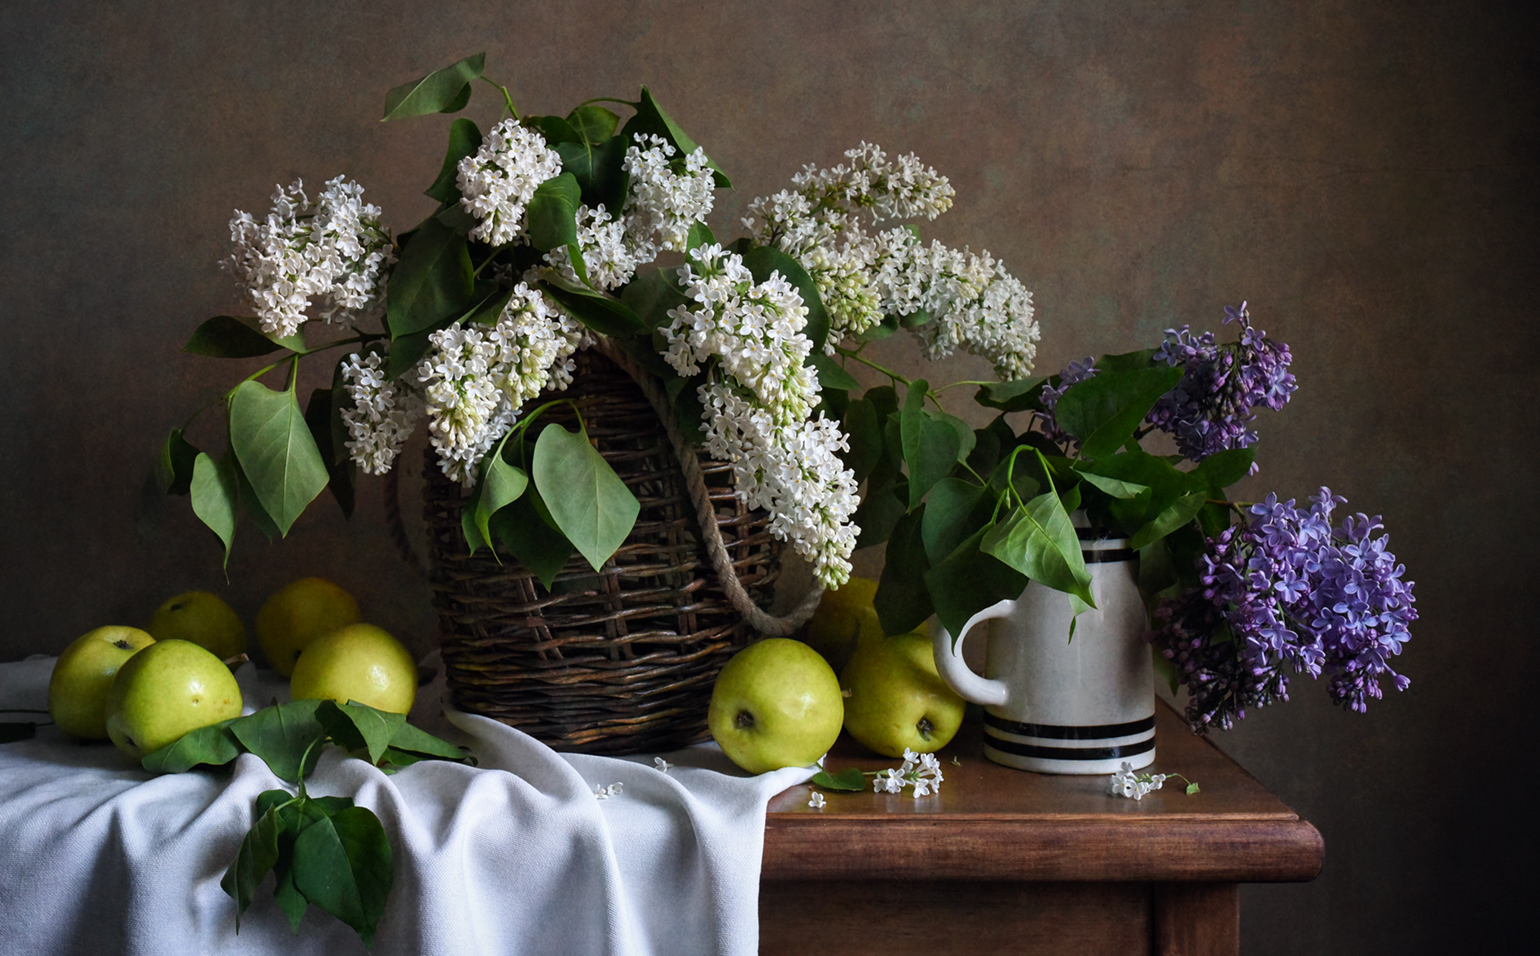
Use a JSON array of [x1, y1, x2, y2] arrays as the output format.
[[256, 577, 360, 678], [289, 622, 418, 714], [48, 626, 157, 739], [840, 628, 966, 758], [104, 639, 243, 759], [801, 576, 882, 674], [708, 638, 844, 774], [148, 590, 247, 660]]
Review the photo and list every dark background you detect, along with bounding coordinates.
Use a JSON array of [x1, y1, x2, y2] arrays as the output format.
[[2, 2, 1533, 950]]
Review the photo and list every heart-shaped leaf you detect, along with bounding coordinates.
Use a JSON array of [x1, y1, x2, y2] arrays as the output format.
[[567, 104, 619, 144], [424, 118, 483, 204], [141, 716, 241, 773], [290, 805, 393, 948], [386, 216, 474, 337], [183, 315, 307, 358], [531, 423, 640, 573], [525, 172, 582, 254], [189, 453, 239, 567], [381, 52, 485, 121], [316, 700, 406, 767], [924, 525, 1030, 642], [621, 87, 731, 187], [228, 698, 328, 784], [1054, 366, 1182, 460], [229, 380, 329, 536], [900, 381, 961, 509], [980, 491, 1095, 608], [220, 801, 284, 928]]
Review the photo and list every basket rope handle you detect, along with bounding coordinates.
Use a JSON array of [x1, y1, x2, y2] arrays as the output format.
[[590, 338, 825, 636]]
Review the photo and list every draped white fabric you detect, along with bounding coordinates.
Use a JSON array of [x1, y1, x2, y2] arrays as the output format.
[[0, 655, 812, 956]]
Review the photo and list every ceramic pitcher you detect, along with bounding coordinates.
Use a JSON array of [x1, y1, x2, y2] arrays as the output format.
[[931, 531, 1155, 774]]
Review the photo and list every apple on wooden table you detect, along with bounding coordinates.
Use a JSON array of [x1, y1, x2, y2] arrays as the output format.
[[708, 638, 844, 774], [840, 628, 966, 758]]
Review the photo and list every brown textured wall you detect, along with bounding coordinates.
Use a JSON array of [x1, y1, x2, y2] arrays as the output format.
[[1, 1, 1532, 951]]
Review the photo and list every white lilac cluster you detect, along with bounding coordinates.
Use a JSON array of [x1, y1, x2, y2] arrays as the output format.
[[414, 282, 585, 483], [664, 245, 860, 587], [622, 134, 716, 260], [744, 143, 1038, 378], [226, 176, 394, 338], [457, 118, 564, 247], [1109, 763, 1167, 801], [871, 749, 945, 797], [339, 352, 424, 475]]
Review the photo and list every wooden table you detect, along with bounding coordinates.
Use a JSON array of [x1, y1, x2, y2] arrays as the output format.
[[759, 701, 1322, 956]]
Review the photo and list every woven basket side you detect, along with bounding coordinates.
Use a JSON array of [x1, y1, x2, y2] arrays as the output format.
[[425, 349, 782, 754]]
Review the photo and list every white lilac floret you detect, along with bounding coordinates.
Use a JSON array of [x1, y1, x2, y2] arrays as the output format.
[[1148, 488, 1416, 731], [457, 119, 564, 247], [1109, 762, 1167, 800], [415, 282, 584, 484], [339, 351, 424, 475], [226, 176, 394, 338]]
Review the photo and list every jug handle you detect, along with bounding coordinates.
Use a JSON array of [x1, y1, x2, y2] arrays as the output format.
[[931, 599, 1015, 707]]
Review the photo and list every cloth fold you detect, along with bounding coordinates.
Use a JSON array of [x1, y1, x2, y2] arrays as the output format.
[[0, 655, 812, 956]]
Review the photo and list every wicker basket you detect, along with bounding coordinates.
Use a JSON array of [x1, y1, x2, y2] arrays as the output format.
[[421, 348, 785, 754]]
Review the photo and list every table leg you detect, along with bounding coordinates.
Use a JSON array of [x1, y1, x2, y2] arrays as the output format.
[[1152, 882, 1239, 956]]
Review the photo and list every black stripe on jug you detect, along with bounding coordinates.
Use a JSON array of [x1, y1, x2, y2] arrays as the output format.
[[984, 712, 1155, 740], [984, 735, 1156, 761], [1082, 547, 1135, 564]]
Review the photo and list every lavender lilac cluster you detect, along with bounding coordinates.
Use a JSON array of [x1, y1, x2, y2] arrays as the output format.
[[1149, 488, 1417, 732], [1145, 302, 1297, 465]]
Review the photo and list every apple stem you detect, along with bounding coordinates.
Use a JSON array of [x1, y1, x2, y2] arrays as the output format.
[[917, 718, 934, 741]]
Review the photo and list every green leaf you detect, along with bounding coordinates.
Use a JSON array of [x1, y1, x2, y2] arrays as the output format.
[[530, 114, 582, 146], [229, 379, 330, 537], [1128, 490, 1208, 551], [155, 428, 201, 496], [555, 134, 630, 213], [1082, 449, 1203, 534], [381, 52, 485, 121], [386, 216, 475, 337], [619, 266, 689, 331], [526, 173, 582, 253], [539, 275, 647, 336], [229, 699, 328, 785], [920, 477, 988, 565], [1186, 781, 1201, 795], [532, 424, 640, 573], [841, 399, 883, 484], [306, 383, 355, 520], [1074, 467, 1150, 500], [685, 221, 717, 256], [232, 454, 282, 542], [933, 411, 976, 465], [424, 118, 483, 204], [810, 768, 867, 792], [923, 526, 1030, 642], [387, 721, 475, 763], [567, 105, 619, 144], [852, 480, 907, 550], [489, 492, 575, 589], [1095, 347, 1158, 373], [900, 381, 960, 509], [1054, 366, 1183, 460], [291, 805, 393, 948], [974, 377, 1047, 413], [980, 491, 1095, 608], [184, 315, 307, 358], [808, 352, 859, 392], [741, 245, 830, 353], [141, 717, 241, 773], [188, 453, 238, 567], [1191, 447, 1255, 493], [221, 802, 284, 928], [874, 510, 933, 636], [621, 87, 731, 187], [316, 700, 406, 766], [474, 453, 528, 551]]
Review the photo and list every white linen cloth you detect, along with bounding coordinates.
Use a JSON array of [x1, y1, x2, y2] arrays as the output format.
[[0, 654, 813, 956]]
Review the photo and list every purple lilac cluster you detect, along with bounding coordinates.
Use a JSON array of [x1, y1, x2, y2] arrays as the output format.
[[1145, 302, 1297, 465], [1149, 488, 1416, 732]]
